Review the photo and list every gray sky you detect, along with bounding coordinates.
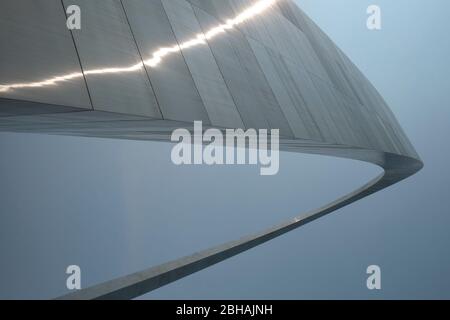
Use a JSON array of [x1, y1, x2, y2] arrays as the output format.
[[0, 0, 449, 299]]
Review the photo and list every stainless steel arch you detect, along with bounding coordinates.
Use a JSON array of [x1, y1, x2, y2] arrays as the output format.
[[0, 0, 423, 299]]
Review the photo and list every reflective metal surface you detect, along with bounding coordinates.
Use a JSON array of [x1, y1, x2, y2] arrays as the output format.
[[0, 0, 420, 158], [122, 0, 211, 123], [0, 0, 91, 109], [62, 0, 162, 117], [162, 0, 244, 128]]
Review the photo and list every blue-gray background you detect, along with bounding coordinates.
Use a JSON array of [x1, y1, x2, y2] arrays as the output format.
[[0, 0, 449, 299]]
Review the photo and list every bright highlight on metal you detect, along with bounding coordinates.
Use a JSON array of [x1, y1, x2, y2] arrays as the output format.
[[0, 0, 277, 93]]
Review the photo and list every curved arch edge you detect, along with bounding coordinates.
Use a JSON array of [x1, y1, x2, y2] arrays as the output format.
[[56, 142, 423, 300]]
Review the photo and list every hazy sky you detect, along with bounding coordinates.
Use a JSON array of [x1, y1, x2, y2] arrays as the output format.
[[0, 0, 449, 299]]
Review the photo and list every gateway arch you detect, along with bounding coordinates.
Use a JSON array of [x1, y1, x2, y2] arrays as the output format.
[[0, 0, 422, 299]]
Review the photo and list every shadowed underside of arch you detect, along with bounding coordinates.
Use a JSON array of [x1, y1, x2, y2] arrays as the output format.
[[0, 0, 422, 299]]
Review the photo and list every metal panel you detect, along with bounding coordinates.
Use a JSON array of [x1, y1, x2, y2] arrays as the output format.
[[192, 6, 268, 130], [187, 0, 236, 20], [248, 38, 322, 141], [121, 0, 210, 124], [62, 0, 162, 118], [284, 59, 340, 144], [0, 0, 91, 109], [194, 6, 294, 137], [162, 0, 244, 128]]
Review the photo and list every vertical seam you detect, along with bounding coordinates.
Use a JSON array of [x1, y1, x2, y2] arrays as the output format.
[[119, 0, 165, 119], [160, 0, 212, 126], [60, 0, 94, 111], [191, 5, 246, 129]]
